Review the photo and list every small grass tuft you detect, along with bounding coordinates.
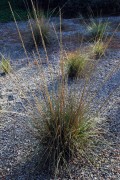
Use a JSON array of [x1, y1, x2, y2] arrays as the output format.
[[65, 51, 88, 78], [30, 10, 51, 46], [92, 41, 106, 58], [88, 20, 108, 40], [0, 58, 11, 73]]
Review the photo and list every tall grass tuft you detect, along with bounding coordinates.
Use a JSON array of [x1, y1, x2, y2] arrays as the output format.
[[33, 87, 101, 172]]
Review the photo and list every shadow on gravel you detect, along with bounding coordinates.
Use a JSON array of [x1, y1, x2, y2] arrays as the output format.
[[5, 154, 51, 180]]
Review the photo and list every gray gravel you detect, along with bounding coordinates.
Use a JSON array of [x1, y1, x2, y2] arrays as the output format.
[[0, 16, 120, 179]]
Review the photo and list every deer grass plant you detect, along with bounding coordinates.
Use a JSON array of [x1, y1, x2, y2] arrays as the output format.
[[33, 86, 103, 172]]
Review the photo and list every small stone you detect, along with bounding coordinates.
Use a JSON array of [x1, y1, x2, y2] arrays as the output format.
[[0, 72, 6, 77], [0, 92, 3, 99], [7, 89, 12, 92], [8, 94, 14, 101]]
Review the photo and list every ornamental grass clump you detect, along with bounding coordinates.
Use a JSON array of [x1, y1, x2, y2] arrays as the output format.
[[29, 4, 51, 46], [88, 20, 108, 41], [31, 11, 51, 46], [33, 88, 101, 171], [66, 51, 88, 78]]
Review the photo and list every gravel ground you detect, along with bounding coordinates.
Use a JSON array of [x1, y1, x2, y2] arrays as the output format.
[[0, 16, 120, 179]]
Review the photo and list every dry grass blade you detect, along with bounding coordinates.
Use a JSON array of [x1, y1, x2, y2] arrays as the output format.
[[30, 0, 50, 63], [9, 2, 30, 64]]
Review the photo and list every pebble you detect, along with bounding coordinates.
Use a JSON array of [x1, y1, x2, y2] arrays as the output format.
[[0, 72, 6, 77], [8, 95, 14, 101]]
